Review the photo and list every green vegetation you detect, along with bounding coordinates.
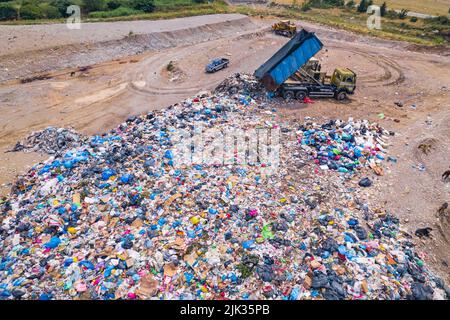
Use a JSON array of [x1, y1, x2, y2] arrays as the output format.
[[345, 1, 355, 9], [0, 0, 220, 21], [166, 60, 174, 71], [88, 5, 142, 18], [234, 2, 449, 46], [274, 0, 449, 17], [357, 0, 372, 13], [398, 8, 408, 19], [371, 0, 449, 17], [0, 0, 448, 47], [301, 0, 345, 9], [380, 1, 386, 16], [132, 0, 154, 13], [0, 3, 17, 20]]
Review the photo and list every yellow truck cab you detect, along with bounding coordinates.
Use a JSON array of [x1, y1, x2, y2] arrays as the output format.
[[331, 68, 357, 97]]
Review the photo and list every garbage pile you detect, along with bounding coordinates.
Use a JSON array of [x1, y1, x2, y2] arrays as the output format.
[[214, 73, 266, 98], [11, 127, 83, 155], [0, 76, 448, 300], [297, 119, 389, 174]]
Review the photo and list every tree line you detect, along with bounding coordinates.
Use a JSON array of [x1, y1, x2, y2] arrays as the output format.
[[0, 0, 209, 21]]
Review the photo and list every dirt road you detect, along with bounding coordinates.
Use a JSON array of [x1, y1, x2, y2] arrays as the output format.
[[0, 14, 449, 281]]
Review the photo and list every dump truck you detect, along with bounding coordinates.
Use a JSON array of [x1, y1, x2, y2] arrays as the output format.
[[272, 20, 297, 38], [254, 29, 356, 101]]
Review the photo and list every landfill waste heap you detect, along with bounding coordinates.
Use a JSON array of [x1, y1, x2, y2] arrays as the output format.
[[0, 74, 448, 300], [10, 127, 83, 155]]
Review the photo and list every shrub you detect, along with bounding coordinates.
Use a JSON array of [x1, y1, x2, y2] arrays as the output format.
[[166, 61, 174, 71], [426, 15, 449, 26], [88, 6, 141, 18], [380, 1, 386, 16], [82, 0, 107, 13], [346, 0, 355, 8], [304, 0, 345, 9], [39, 3, 62, 19], [20, 4, 45, 19], [410, 16, 417, 23], [398, 8, 408, 19], [107, 1, 119, 9], [106, 0, 122, 10], [424, 15, 449, 32], [385, 9, 398, 19], [131, 0, 154, 13], [327, 0, 345, 6], [357, 0, 372, 13], [50, 0, 83, 17], [0, 2, 17, 20], [301, 2, 311, 11]]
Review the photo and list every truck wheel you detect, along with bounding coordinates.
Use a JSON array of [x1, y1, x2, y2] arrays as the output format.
[[336, 91, 347, 101], [296, 91, 306, 100], [283, 91, 294, 100]]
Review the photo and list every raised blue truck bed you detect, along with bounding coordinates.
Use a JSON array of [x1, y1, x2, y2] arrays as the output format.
[[254, 29, 324, 91]]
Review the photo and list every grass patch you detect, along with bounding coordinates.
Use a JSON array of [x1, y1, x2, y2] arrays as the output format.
[[371, 0, 450, 17], [89, 7, 144, 19], [274, 0, 450, 16]]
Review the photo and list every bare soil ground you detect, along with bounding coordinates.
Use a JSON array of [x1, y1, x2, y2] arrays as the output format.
[[0, 14, 449, 282], [0, 14, 250, 56], [0, 14, 263, 82]]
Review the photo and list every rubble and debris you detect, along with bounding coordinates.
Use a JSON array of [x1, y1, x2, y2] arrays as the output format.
[[442, 170, 450, 182], [418, 143, 433, 155], [214, 73, 265, 97], [0, 75, 447, 300], [297, 119, 388, 173], [415, 228, 433, 238], [437, 203, 450, 243], [10, 127, 83, 155]]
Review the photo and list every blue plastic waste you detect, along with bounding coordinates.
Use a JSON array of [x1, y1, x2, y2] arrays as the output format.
[[44, 237, 61, 249]]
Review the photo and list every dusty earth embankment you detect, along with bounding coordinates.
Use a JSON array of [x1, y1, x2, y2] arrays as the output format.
[[0, 14, 264, 82]]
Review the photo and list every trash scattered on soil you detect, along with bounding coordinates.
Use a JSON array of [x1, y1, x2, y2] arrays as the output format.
[[0, 74, 448, 300], [10, 127, 83, 155], [418, 143, 433, 155], [441, 170, 450, 182], [413, 163, 427, 172], [415, 228, 433, 238], [165, 61, 186, 83], [297, 119, 388, 174], [215, 73, 266, 97]]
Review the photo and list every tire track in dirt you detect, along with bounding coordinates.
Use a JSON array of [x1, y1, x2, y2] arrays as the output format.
[[126, 33, 407, 98], [327, 45, 405, 87], [124, 30, 274, 97]]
